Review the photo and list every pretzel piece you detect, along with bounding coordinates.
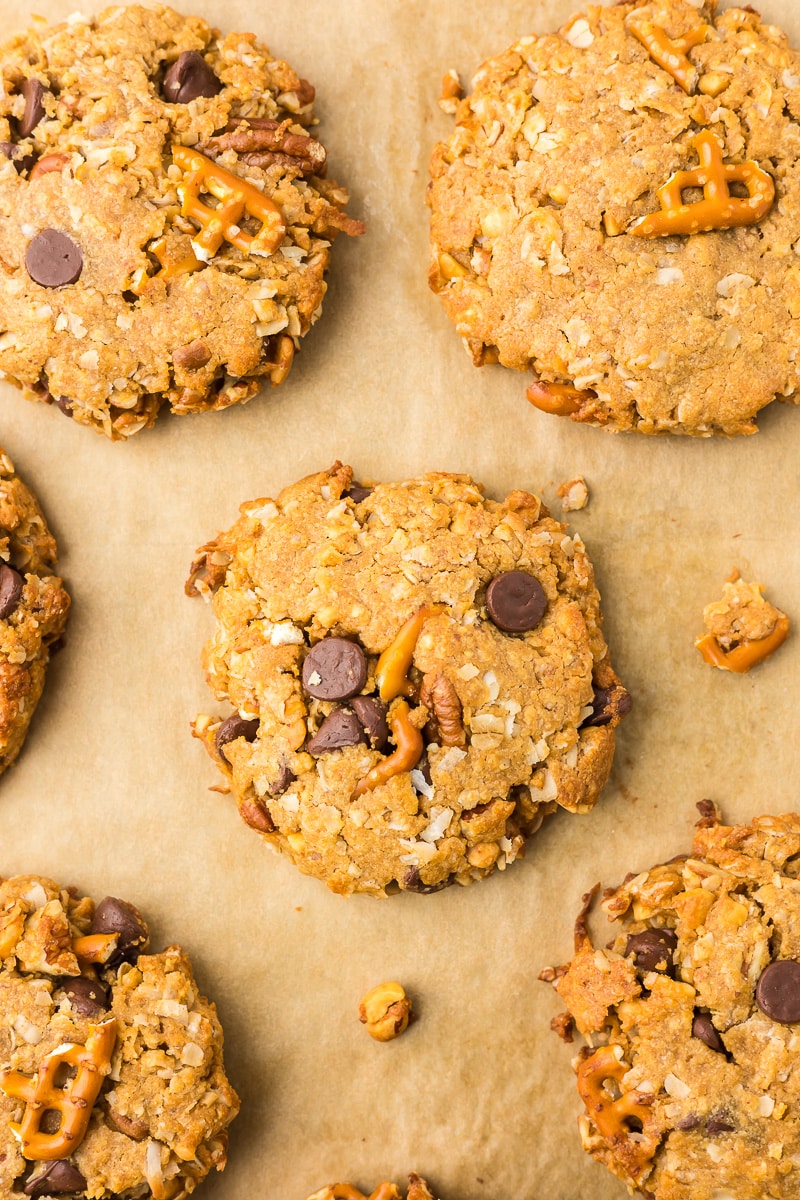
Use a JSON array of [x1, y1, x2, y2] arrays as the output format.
[[630, 130, 774, 238], [695, 615, 790, 673], [310, 1186, 402, 1200], [72, 932, 118, 964], [375, 607, 444, 703], [0, 1017, 117, 1160], [172, 144, 286, 260], [626, 13, 711, 93], [351, 700, 423, 798], [526, 380, 594, 416], [576, 1044, 659, 1183]]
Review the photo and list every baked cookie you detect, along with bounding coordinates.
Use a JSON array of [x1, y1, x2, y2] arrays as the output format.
[[0, 448, 68, 774], [307, 1178, 437, 1200], [695, 573, 790, 672], [188, 462, 629, 897], [0, 5, 363, 440], [428, 0, 800, 435], [543, 805, 800, 1199], [0, 874, 239, 1198]]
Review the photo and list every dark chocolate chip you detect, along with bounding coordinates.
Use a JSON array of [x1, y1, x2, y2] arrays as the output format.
[[268, 761, 295, 796], [755, 959, 800, 1023], [402, 867, 452, 894], [485, 570, 547, 633], [25, 229, 83, 288], [59, 976, 109, 1018], [215, 714, 259, 761], [162, 51, 222, 104], [306, 706, 366, 755], [346, 484, 372, 503], [0, 564, 23, 620], [90, 897, 149, 965], [582, 686, 634, 728], [302, 637, 367, 701], [692, 1011, 725, 1054], [706, 1112, 735, 1135], [24, 1160, 86, 1196], [350, 695, 389, 750], [675, 1114, 700, 1131], [18, 79, 47, 138], [54, 396, 74, 417], [0, 141, 34, 174], [625, 929, 677, 973]]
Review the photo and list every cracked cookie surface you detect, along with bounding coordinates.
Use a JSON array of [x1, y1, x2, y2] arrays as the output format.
[[0, 4, 363, 440], [188, 462, 628, 897], [0, 874, 239, 1199], [428, 0, 800, 435], [545, 805, 800, 1199], [0, 449, 68, 775]]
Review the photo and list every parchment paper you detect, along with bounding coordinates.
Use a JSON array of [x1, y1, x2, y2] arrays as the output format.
[[0, 1, 798, 1197]]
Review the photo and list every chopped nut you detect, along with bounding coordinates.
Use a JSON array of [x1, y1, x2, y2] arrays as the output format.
[[358, 981, 412, 1042], [556, 475, 589, 512], [420, 672, 465, 746], [438, 69, 463, 114]]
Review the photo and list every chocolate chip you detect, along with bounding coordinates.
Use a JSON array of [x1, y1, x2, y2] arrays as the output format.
[[302, 637, 367, 700], [24, 1160, 87, 1196], [18, 79, 47, 138], [307, 706, 366, 755], [268, 762, 295, 796], [755, 959, 800, 1023], [582, 685, 633, 728], [59, 976, 109, 1018], [625, 929, 677, 973], [706, 1112, 735, 1135], [162, 51, 222, 104], [0, 141, 34, 174], [346, 484, 372, 503], [54, 396, 74, 417], [675, 1114, 700, 1131], [692, 1010, 725, 1054], [215, 714, 259, 761], [350, 695, 389, 750], [90, 897, 149, 965], [403, 867, 452, 894], [485, 571, 547, 633], [25, 229, 83, 288], [0, 564, 23, 620]]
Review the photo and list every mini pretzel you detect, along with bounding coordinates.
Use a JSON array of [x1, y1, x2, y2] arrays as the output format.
[[172, 144, 286, 260], [375, 606, 444, 703], [0, 1017, 117, 1160], [526, 380, 594, 416], [317, 1186, 401, 1200], [626, 13, 711, 94], [576, 1044, 658, 1182], [630, 130, 775, 238], [351, 700, 423, 798], [72, 932, 118, 964], [130, 236, 202, 296], [695, 615, 790, 673]]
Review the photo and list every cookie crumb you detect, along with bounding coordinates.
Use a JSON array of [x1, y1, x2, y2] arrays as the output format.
[[556, 476, 589, 512], [695, 576, 790, 673], [438, 69, 463, 114], [358, 981, 412, 1041]]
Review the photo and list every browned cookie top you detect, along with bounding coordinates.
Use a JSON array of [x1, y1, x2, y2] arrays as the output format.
[[0, 5, 363, 439], [188, 462, 629, 897], [429, 0, 800, 436]]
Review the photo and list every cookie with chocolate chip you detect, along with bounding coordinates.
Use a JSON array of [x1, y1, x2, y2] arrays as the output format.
[[544, 805, 800, 1199], [0, 5, 363, 440], [428, 0, 800, 435], [0, 874, 239, 1197], [188, 462, 629, 897], [0, 448, 69, 775]]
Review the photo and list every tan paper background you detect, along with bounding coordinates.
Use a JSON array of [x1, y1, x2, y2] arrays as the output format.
[[0, 0, 799, 1196]]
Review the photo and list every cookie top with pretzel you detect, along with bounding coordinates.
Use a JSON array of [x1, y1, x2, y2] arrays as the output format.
[[0, 874, 239, 1198], [187, 462, 629, 897], [429, 0, 800, 435], [0, 5, 363, 440], [542, 805, 800, 1198]]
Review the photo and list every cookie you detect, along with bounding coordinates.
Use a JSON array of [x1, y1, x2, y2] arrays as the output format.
[[695, 573, 790, 672], [187, 462, 629, 897], [0, 874, 239, 1198], [544, 805, 800, 1199], [0, 449, 68, 774], [307, 1179, 437, 1200], [428, 0, 800, 436], [0, 5, 363, 440]]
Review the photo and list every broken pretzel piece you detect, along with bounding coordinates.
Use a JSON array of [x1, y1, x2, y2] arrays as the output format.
[[626, 10, 711, 94], [526, 380, 595, 416], [696, 575, 790, 673], [576, 1044, 659, 1183], [351, 700, 422, 798]]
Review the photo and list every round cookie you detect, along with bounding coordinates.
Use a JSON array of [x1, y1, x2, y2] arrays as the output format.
[[307, 1178, 437, 1200], [0, 874, 239, 1198], [545, 805, 800, 1199], [0, 5, 363, 440], [428, 0, 800, 436], [0, 449, 69, 774], [188, 462, 630, 897]]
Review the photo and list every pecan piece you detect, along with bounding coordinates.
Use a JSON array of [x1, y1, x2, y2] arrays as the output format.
[[205, 118, 327, 177], [420, 672, 465, 746]]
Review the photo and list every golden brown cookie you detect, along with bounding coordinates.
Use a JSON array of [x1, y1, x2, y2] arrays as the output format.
[[306, 1177, 437, 1200], [428, 0, 800, 436], [0, 874, 239, 1198], [188, 462, 629, 897], [0, 448, 68, 774], [544, 805, 800, 1199], [0, 5, 363, 439]]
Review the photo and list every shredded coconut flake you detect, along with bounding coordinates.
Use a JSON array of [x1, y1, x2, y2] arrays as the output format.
[[717, 273, 756, 298], [270, 621, 305, 646], [565, 17, 594, 47], [436, 746, 467, 772], [22, 883, 47, 908], [420, 807, 454, 843], [664, 1072, 690, 1099], [410, 768, 434, 799]]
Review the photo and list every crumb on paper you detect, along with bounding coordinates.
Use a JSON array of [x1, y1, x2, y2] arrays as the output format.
[[695, 574, 790, 673], [439, 69, 463, 114], [556, 475, 589, 512], [358, 980, 412, 1041]]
